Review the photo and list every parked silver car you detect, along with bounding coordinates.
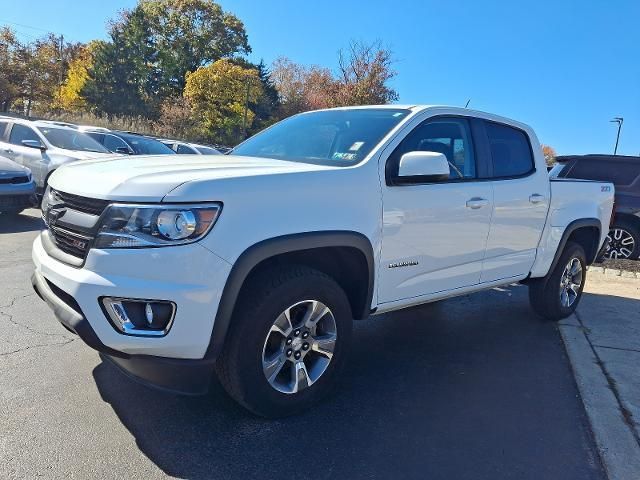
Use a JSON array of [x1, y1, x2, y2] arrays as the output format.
[[0, 118, 116, 193], [159, 139, 221, 155], [0, 157, 37, 215]]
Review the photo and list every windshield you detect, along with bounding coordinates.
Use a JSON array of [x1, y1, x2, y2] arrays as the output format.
[[231, 108, 410, 166], [120, 134, 176, 155], [195, 146, 220, 155], [36, 127, 109, 153]]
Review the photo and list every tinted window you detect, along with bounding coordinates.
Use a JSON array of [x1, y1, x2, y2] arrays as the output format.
[[177, 144, 197, 154], [103, 134, 129, 152], [36, 127, 109, 153], [391, 118, 476, 180], [568, 160, 640, 187], [118, 134, 175, 155], [9, 124, 41, 145], [232, 108, 410, 166], [485, 122, 534, 178]]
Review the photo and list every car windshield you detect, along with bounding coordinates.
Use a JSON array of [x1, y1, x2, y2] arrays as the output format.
[[231, 108, 410, 166], [195, 146, 220, 155], [36, 127, 110, 153], [120, 134, 176, 155]]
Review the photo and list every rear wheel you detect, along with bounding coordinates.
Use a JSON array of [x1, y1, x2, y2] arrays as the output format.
[[529, 242, 587, 321], [215, 265, 352, 417], [606, 220, 639, 260]]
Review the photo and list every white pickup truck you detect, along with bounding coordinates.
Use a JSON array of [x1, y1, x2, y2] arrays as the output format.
[[32, 106, 614, 417]]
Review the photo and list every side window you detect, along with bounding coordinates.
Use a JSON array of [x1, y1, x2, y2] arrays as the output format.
[[9, 124, 41, 146], [389, 117, 476, 181], [485, 121, 534, 178], [103, 134, 129, 152], [0, 121, 8, 140], [176, 144, 197, 154]]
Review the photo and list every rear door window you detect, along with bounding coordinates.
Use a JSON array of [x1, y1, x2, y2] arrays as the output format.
[[485, 121, 535, 178]]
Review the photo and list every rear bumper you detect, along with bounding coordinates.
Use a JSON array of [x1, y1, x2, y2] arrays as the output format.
[[31, 269, 215, 394]]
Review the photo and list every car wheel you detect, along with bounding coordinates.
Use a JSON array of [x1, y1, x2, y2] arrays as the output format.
[[528, 242, 587, 321], [606, 220, 639, 260], [215, 265, 352, 418]]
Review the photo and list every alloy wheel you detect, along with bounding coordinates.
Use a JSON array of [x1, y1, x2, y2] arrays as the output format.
[[559, 257, 583, 308], [261, 300, 337, 394], [606, 228, 636, 259]]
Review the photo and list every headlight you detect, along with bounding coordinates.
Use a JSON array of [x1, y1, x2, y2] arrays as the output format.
[[94, 203, 222, 249]]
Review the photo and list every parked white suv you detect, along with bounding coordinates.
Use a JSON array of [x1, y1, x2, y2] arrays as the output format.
[[31, 106, 614, 417], [0, 118, 116, 192]]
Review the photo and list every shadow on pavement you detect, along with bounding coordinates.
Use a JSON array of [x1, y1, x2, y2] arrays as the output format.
[[0, 211, 43, 234], [93, 285, 604, 480]]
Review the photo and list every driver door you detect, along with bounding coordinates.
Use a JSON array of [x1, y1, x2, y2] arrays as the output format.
[[378, 116, 493, 303], [7, 123, 49, 187]]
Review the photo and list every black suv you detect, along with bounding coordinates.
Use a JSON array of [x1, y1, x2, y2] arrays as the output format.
[[551, 154, 640, 259]]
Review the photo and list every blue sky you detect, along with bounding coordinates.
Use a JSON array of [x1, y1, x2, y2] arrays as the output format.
[[3, 0, 639, 155]]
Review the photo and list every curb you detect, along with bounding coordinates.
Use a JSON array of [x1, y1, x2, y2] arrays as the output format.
[[587, 266, 640, 279], [560, 316, 640, 480]]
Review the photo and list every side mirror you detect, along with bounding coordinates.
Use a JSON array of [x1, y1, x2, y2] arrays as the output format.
[[396, 151, 450, 182], [115, 146, 132, 155], [22, 139, 46, 151]]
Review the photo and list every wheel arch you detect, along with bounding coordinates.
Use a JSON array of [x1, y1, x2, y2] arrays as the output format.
[[205, 231, 375, 360], [549, 218, 601, 273]]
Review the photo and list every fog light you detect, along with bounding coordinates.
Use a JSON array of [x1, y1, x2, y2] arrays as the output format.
[[101, 298, 176, 337]]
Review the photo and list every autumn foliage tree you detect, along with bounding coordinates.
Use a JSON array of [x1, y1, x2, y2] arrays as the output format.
[[183, 59, 263, 144], [542, 144, 557, 166]]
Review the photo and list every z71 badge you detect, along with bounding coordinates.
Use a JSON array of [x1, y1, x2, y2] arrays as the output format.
[[601, 185, 612, 192]]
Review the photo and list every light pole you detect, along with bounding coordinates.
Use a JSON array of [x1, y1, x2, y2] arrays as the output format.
[[610, 117, 623, 155]]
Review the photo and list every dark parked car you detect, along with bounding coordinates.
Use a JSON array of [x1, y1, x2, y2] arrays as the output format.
[[85, 131, 175, 155], [0, 157, 37, 216], [551, 154, 640, 259]]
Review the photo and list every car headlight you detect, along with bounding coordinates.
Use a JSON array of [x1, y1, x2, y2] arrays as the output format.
[[94, 203, 222, 249]]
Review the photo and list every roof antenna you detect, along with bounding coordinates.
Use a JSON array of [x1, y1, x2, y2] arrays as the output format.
[[464, 99, 471, 108]]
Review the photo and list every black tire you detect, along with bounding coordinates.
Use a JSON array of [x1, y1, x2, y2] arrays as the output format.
[[215, 265, 353, 418], [607, 219, 640, 260], [529, 242, 587, 321]]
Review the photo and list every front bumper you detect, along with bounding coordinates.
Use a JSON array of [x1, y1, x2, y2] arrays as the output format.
[[0, 180, 38, 211], [31, 232, 233, 393]]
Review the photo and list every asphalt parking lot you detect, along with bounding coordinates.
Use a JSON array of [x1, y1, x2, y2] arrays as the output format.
[[1, 210, 605, 480]]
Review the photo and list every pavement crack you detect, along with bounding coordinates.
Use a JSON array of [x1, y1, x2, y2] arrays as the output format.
[[0, 294, 73, 339], [0, 337, 77, 358]]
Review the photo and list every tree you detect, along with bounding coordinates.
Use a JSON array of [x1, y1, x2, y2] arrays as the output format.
[[0, 28, 24, 111], [54, 42, 98, 111], [82, 7, 160, 117], [138, 0, 250, 96], [336, 40, 398, 106], [270, 41, 398, 119], [542, 144, 557, 166], [270, 57, 337, 117], [184, 59, 263, 144]]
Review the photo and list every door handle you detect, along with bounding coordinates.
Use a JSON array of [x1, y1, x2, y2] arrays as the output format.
[[529, 194, 545, 204], [3, 149, 13, 154], [466, 197, 489, 209]]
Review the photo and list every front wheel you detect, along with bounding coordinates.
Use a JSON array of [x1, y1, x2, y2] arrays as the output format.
[[529, 242, 587, 321], [215, 265, 352, 418]]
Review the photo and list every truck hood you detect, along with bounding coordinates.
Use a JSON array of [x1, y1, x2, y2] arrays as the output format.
[[48, 155, 334, 201]]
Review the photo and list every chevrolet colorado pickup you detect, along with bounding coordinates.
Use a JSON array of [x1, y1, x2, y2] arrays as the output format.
[[31, 106, 614, 417]]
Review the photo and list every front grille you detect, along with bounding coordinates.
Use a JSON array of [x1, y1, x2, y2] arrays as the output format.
[[54, 190, 110, 216], [48, 225, 93, 259], [0, 175, 29, 184]]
